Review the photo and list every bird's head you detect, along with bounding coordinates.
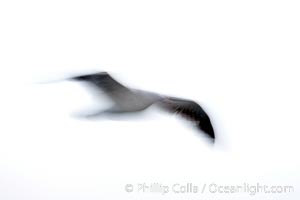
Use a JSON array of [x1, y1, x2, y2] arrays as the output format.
[[69, 72, 109, 82]]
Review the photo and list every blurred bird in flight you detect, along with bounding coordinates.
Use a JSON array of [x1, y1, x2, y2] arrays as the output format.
[[53, 72, 215, 142]]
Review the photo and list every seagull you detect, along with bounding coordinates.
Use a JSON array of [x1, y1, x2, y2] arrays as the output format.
[[66, 72, 215, 142]]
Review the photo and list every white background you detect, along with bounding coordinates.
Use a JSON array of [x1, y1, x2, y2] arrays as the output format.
[[0, 0, 299, 199]]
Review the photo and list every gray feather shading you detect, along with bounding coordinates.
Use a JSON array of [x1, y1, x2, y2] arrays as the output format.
[[68, 72, 215, 142]]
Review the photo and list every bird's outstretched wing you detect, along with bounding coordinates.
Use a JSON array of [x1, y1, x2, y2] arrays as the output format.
[[158, 97, 215, 141], [70, 72, 134, 103]]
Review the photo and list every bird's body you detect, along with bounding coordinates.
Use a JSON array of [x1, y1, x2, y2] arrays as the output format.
[[73, 72, 163, 112], [67, 72, 215, 142]]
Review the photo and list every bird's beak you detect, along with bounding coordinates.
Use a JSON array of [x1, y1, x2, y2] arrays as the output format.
[[69, 75, 91, 81]]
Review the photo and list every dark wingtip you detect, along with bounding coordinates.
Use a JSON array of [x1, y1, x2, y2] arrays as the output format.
[[198, 120, 215, 142]]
